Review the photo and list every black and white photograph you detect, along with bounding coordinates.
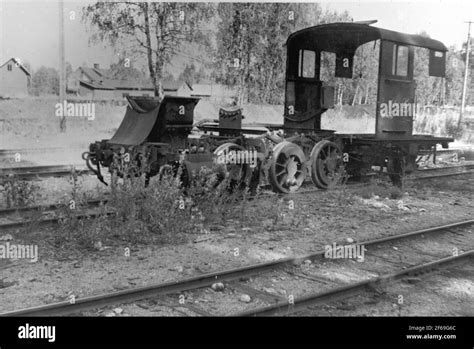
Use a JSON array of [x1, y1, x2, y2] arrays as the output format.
[[0, 0, 473, 346]]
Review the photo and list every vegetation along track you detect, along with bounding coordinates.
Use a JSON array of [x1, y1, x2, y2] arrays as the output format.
[[1, 219, 472, 316], [0, 164, 472, 230]]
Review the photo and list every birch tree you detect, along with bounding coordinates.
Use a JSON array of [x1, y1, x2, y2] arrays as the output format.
[[83, 2, 214, 98]]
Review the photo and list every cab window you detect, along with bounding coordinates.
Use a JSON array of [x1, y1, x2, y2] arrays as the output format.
[[298, 49, 316, 78], [392, 45, 408, 76]]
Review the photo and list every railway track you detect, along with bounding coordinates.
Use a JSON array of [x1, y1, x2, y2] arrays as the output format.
[[418, 147, 474, 161], [0, 160, 471, 184], [0, 164, 91, 180], [1, 219, 472, 316], [0, 147, 76, 157], [0, 198, 109, 230]]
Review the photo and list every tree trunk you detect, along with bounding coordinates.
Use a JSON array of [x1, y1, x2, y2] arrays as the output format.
[[352, 85, 359, 106], [143, 3, 156, 97], [154, 3, 165, 101]]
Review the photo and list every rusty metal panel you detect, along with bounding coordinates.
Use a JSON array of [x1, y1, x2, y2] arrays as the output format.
[[107, 105, 160, 146], [429, 49, 446, 77], [335, 50, 355, 78]]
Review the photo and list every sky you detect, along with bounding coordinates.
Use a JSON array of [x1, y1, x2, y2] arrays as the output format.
[[0, 0, 473, 72]]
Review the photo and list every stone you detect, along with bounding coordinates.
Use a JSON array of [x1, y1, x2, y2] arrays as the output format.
[[170, 266, 184, 273], [93, 241, 103, 251], [211, 282, 225, 292], [239, 294, 251, 303], [346, 238, 354, 243], [0, 234, 13, 241], [262, 287, 277, 295], [113, 308, 123, 315]]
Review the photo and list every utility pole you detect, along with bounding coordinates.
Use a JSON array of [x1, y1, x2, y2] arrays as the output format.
[[58, 0, 66, 132], [459, 21, 472, 128]]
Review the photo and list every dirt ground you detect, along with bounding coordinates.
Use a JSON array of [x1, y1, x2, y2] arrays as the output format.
[[1, 97, 473, 315], [0, 173, 473, 315]]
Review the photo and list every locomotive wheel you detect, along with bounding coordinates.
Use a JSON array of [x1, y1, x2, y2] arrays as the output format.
[[214, 143, 252, 188], [310, 140, 345, 189], [268, 141, 306, 193], [158, 164, 174, 180]]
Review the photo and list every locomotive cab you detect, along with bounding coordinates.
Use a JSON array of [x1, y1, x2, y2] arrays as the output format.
[[284, 22, 448, 139]]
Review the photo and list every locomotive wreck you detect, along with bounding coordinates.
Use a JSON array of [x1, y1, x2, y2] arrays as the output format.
[[84, 22, 453, 192]]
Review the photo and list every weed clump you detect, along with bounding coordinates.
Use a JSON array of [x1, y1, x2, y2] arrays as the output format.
[[1, 175, 39, 208]]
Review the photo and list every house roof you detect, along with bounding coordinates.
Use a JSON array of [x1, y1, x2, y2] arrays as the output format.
[[0, 58, 31, 76], [79, 80, 115, 90], [79, 67, 105, 81], [77, 65, 190, 91]]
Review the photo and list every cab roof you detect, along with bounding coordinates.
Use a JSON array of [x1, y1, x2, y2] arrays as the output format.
[[286, 22, 447, 53]]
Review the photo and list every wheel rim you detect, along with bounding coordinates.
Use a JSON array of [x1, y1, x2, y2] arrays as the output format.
[[213, 143, 252, 186], [158, 164, 174, 180], [310, 140, 345, 189], [269, 141, 306, 193]]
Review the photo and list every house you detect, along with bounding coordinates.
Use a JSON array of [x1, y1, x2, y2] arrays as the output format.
[[0, 58, 31, 98], [190, 83, 237, 102], [69, 64, 192, 99], [161, 80, 192, 97]]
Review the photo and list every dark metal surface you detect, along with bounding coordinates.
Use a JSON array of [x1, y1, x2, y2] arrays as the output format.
[[286, 23, 447, 52], [107, 105, 160, 146]]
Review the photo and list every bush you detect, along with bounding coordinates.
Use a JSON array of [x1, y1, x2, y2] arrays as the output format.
[[1, 175, 39, 208], [54, 158, 284, 250]]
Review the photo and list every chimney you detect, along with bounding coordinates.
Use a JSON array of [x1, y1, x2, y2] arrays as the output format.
[[93, 63, 100, 70]]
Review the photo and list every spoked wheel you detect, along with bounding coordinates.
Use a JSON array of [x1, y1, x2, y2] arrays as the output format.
[[310, 140, 346, 189], [268, 141, 307, 193], [214, 143, 252, 189]]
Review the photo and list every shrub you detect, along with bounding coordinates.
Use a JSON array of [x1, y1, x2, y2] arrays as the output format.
[[1, 175, 39, 208]]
